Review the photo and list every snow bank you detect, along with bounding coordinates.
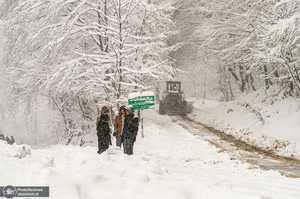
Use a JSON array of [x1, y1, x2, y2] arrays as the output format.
[[128, 91, 155, 99], [189, 87, 300, 159]]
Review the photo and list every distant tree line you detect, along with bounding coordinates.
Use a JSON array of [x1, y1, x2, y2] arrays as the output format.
[[171, 0, 300, 101]]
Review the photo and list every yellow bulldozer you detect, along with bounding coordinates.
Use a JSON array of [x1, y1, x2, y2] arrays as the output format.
[[159, 81, 187, 116]]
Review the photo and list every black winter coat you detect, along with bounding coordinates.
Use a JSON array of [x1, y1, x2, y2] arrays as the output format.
[[122, 114, 139, 142], [97, 117, 111, 149]]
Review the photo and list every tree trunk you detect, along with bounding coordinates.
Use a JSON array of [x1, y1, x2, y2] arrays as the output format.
[[250, 74, 256, 91], [263, 64, 270, 89], [282, 55, 300, 94], [239, 65, 246, 92], [228, 67, 239, 82]]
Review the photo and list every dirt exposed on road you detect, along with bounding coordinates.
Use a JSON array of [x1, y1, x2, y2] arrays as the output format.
[[173, 116, 300, 178]]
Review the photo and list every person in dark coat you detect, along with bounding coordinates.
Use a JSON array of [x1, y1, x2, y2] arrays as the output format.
[[10, 136, 15, 145], [5, 137, 11, 145], [96, 113, 111, 154], [96, 106, 110, 135], [121, 105, 139, 155]]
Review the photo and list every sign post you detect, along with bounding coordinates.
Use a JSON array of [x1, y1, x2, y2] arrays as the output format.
[[128, 89, 155, 138], [140, 87, 144, 138]]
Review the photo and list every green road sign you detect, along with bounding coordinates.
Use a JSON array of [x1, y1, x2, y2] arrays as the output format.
[[128, 95, 155, 110]]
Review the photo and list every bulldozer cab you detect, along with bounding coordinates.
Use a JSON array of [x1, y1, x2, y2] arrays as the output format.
[[167, 81, 181, 93]]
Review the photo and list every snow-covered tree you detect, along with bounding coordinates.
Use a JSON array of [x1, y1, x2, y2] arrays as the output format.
[[171, 0, 300, 100], [259, 0, 300, 95], [168, 0, 222, 100], [5, 0, 175, 144]]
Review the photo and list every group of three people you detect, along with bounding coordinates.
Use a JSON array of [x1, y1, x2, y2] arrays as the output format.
[[96, 105, 139, 155]]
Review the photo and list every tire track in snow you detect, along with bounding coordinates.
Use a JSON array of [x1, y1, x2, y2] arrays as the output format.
[[173, 116, 300, 178]]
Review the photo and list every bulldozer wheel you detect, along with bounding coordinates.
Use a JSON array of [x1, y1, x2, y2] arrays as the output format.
[[159, 101, 165, 115]]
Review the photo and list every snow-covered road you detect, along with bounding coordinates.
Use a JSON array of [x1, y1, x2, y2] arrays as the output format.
[[173, 116, 300, 178], [0, 109, 299, 199]]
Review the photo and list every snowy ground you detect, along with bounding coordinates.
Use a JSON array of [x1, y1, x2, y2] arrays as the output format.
[[188, 87, 300, 160], [1, 109, 300, 199]]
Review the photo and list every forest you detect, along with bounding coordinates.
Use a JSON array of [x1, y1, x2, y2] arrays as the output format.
[[0, 0, 299, 146]]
